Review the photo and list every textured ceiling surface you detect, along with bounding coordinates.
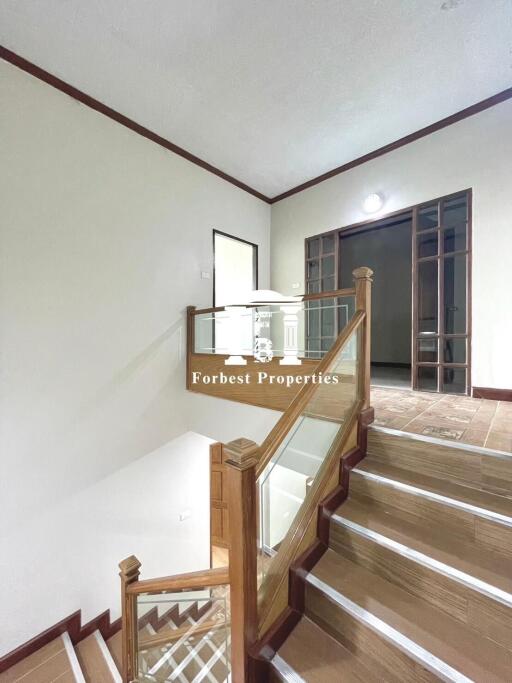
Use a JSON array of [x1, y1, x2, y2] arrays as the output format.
[[1, 0, 511, 197]]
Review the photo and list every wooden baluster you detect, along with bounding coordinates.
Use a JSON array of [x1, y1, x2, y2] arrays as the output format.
[[186, 305, 196, 391], [119, 555, 141, 683], [353, 267, 374, 409], [225, 438, 259, 683]]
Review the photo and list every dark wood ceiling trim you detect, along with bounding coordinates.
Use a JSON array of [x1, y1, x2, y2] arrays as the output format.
[[0, 45, 272, 204], [270, 86, 512, 203], [3, 44, 512, 205]]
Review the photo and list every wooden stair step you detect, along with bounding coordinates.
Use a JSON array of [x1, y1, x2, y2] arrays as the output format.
[[329, 505, 512, 649], [75, 631, 121, 682], [357, 458, 512, 516], [0, 634, 82, 683], [336, 496, 512, 597], [271, 616, 379, 682], [349, 466, 512, 557], [306, 549, 512, 682], [367, 428, 512, 495]]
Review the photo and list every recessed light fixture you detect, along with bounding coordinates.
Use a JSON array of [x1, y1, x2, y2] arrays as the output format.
[[363, 193, 384, 213]]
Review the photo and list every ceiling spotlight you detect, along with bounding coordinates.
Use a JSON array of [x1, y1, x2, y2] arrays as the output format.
[[363, 193, 384, 213]]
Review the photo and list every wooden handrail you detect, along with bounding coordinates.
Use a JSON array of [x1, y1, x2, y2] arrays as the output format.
[[192, 287, 356, 316], [255, 309, 365, 478], [126, 565, 229, 596]]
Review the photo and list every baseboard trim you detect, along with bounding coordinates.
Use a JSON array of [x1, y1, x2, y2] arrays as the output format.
[[0, 609, 121, 674], [472, 386, 512, 402]]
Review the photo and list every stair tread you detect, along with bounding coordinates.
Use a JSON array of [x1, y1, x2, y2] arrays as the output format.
[[0, 636, 75, 683], [310, 549, 512, 681], [106, 631, 122, 674], [275, 616, 380, 682], [336, 495, 512, 595], [357, 458, 512, 516], [75, 632, 119, 683]]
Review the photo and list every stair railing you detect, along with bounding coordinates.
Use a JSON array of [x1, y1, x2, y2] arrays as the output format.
[[226, 266, 373, 677], [119, 559, 230, 682], [119, 267, 372, 682]]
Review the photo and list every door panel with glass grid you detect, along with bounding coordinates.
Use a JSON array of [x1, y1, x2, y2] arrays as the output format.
[[413, 191, 471, 394], [305, 234, 337, 358]]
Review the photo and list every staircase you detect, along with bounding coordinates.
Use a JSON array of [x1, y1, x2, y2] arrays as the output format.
[[269, 426, 512, 682], [0, 597, 227, 683], [0, 630, 121, 683]]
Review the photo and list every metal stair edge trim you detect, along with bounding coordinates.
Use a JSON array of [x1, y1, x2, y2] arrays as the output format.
[[305, 573, 472, 683]]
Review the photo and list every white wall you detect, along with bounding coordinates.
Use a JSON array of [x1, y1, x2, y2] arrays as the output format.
[[270, 99, 512, 390], [0, 431, 213, 655], [0, 59, 270, 538]]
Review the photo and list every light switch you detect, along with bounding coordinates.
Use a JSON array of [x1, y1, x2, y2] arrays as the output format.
[[179, 509, 192, 521], [201, 271, 211, 279], [291, 282, 301, 289]]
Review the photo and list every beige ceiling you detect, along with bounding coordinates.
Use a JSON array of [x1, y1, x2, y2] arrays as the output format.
[[1, 0, 511, 198]]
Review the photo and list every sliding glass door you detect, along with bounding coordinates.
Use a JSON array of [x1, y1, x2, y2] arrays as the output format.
[[413, 191, 471, 394]]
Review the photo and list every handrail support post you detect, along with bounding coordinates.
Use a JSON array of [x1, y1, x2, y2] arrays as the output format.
[[353, 267, 374, 409], [225, 438, 259, 683], [119, 555, 141, 683]]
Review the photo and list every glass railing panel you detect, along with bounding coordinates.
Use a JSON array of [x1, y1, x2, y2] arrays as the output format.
[[193, 295, 356, 359], [135, 584, 230, 682], [257, 323, 361, 584]]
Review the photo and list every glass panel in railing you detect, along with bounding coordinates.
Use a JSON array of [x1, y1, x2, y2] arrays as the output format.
[[303, 295, 356, 359], [193, 294, 355, 361], [194, 309, 254, 355], [257, 323, 361, 583], [135, 585, 230, 682]]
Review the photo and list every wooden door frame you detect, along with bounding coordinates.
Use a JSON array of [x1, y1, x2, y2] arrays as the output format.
[[212, 229, 258, 307], [304, 188, 473, 395], [412, 189, 472, 395]]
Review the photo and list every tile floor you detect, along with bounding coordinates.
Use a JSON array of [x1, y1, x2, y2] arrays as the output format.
[[371, 387, 512, 453]]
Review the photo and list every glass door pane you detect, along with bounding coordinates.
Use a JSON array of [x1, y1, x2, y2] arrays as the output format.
[[305, 233, 338, 357], [413, 191, 470, 394], [444, 254, 467, 335], [418, 260, 438, 334]]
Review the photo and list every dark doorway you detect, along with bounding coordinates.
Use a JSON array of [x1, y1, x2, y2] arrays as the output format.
[[338, 212, 413, 389]]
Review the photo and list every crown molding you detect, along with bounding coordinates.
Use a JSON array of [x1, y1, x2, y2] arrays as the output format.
[[0, 45, 271, 203], [269, 85, 512, 203], [2, 44, 512, 205]]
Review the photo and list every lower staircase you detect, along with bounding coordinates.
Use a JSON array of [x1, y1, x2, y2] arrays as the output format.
[[270, 426, 512, 682], [0, 631, 122, 683], [0, 598, 226, 683]]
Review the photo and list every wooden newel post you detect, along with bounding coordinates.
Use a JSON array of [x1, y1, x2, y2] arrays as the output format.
[[225, 437, 259, 683], [119, 555, 141, 683], [353, 267, 374, 410]]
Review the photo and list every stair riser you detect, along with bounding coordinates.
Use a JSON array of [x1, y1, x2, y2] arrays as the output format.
[[329, 520, 512, 650], [350, 473, 512, 557], [305, 583, 439, 683], [367, 431, 512, 496]]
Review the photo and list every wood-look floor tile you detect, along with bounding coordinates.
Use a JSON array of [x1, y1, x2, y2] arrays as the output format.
[[275, 616, 380, 682], [310, 550, 512, 682], [336, 497, 512, 594], [0, 637, 66, 683], [459, 429, 488, 447]]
